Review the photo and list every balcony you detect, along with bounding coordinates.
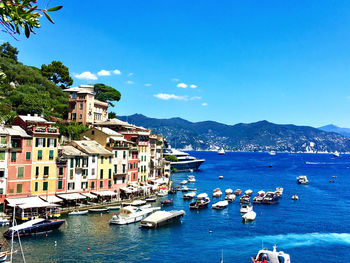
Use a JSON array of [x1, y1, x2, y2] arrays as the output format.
[[0, 143, 10, 149], [32, 126, 59, 134], [10, 140, 22, 151]]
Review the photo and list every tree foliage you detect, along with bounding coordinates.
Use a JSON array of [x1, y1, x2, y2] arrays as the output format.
[[0, 56, 69, 119], [0, 42, 18, 61], [108, 112, 117, 119], [56, 122, 89, 140], [0, 1, 62, 39], [94, 83, 121, 107], [165, 155, 178, 162], [41, 60, 73, 88]]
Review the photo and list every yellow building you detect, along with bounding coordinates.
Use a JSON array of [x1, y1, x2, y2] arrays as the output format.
[[14, 115, 59, 196]]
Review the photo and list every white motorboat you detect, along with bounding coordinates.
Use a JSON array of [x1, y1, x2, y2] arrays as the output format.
[[218, 176, 224, 179], [251, 245, 291, 263], [128, 200, 147, 206], [225, 189, 233, 195], [213, 191, 223, 197], [218, 148, 225, 155], [240, 203, 253, 213], [68, 210, 88, 215], [109, 206, 157, 225], [197, 193, 209, 199], [275, 187, 284, 196], [297, 175, 309, 185], [225, 194, 236, 202], [157, 190, 168, 197], [140, 210, 185, 228], [187, 175, 196, 183], [183, 192, 196, 200], [291, 194, 299, 200], [106, 206, 121, 210], [334, 151, 340, 157], [268, 151, 276, 155], [257, 190, 265, 196], [242, 210, 256, 222], [180, 180, 188, 185], [212, 200, 229, 209], [0, 217, 10, 225], [245, 189, 253, 195]]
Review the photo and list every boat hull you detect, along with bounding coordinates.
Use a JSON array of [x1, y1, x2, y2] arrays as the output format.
[[170, 159, 205, 172]]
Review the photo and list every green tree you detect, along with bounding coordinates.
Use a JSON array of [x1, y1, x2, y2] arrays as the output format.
[[56, 122, 89, 140], [0, 1, 62, 38], [41, 61, 73, 88], [165, 155, 178, 162], [94, 83, 121, 107], [0, 42, 18, 61], [108, 112, 117, 119]]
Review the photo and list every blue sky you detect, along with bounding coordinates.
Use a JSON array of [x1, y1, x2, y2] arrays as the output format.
[[3, 0, 350, 127]]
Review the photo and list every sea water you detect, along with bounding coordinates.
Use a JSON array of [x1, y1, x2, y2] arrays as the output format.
[[6, 152, 350, 262]]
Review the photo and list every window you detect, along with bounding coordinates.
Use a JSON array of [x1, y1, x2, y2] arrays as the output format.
[[75, 158, 80, 167], [92, 156, 96, 163], [108, 180, 112, 187], [141, 156, 143, 162], [83, 158, 88, 167], [26, 139, 31, 146], [58, 167, 64, 176], [72, 113, 76, 120], [0, 170, 4, 178], [122, 176, 125, 183], [81, 182, 88, 189], [91, 182, 95, 189], [114, 178, 117, 184], [109, 156, 112, 164], [79, 114, 82, 119], [43, 181, 48, 191], [0, 137, 6, 144], [91, 130, 95, 135], [49, 150, 54, 160], [11, 152, 16, 161], [25, 152, 31, 160], [44, 166, 49, 176], [0, 151, 5, 160], [37, 150, 42, 160], [17, 167, 24, 178], [70, 159, 74, 168], [122, 164, 126, 174], [16, 184, 22, 193], [70, 170, 73, 179], [68, 182, 75, 190], [100, 169, 103, 179], [0, 188, 3, 194], [58, 180, 63, 190], [35, 138, 44, 147], [123, 151, 126, 159], [34, 182, 38, 191], [108, 169, 112, 179], [101, 156, 104, 164], [92, 168, 95, 176], [114, 151, 117, 158], [114, 165, 117, 174], [47, 138, 56, 148], [144, 156, 146, 162], [100, 181, 103, 188], [35, 167, 39, 176], [80, 103, 83, 110]]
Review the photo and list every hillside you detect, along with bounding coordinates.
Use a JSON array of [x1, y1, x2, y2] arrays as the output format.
[[119, 114, 350, 152], [318, 124, 350, 137]]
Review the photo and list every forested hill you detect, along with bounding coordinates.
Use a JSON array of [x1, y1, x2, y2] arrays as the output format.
[[119, 114, 350, 153]]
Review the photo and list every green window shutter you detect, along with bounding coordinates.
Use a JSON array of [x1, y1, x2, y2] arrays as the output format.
[[38, 150, 42, 160], [35, 182, 38, 191], [44, 166, 49, 176], [91, 182, 95, 189], [100, 181, 103, 188], [108, 169, 112, 179], [26, 139, 31, 146], [0, 137, 6, 144], [16, 184, 22, 193], [59, 167, 63, 175], [0, 151, 5, 160], [43, 181, 48, 191], [114, 165, 117, 174], [100, 169, 103, 179], [58, 180, 63, 190], [70, 159, 74, 168], [17, 167, 24, 178], [49, 150, 54, 159], [11, 152, 16, 161], [25, 152, 31, 160], [114, 151, 117, 158], [35, 167, 39, 176]]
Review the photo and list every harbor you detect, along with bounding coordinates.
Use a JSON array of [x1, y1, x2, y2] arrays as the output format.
[[3, 151, 350, 262]]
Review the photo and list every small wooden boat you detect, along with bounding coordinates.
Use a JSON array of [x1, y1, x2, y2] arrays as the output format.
[[245, 189, 253, 196], [212, 200, 229, 210], [218, 176, 224, 179], [69, 210, 88, 215], [234, 189, 242, 195], [106, 206, 121, 210], [225, 194, 236, 202], [225, 189, 233, 195], [188, 175, 196, 183], [213, 191, 223, 197], [183, 192, 196, 200], [180, 180, 188, 185], [161, 198, 174, 205], [88, 208, 109, 214]]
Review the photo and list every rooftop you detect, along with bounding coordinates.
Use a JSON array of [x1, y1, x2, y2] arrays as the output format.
[[59, 145, 88, 157], [72, 140, 112, 155], [18, 114, 50, 124], [0, 125, 31, 138]]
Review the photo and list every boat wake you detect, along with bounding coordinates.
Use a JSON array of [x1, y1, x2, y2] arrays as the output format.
[[305, 162, 337, 165], [249, 232, 350, 249]]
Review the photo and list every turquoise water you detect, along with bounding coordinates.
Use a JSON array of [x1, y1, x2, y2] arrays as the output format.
[[5, 152, 350, 262]]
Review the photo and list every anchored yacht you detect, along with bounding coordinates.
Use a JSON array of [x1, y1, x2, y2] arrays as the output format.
[[163, 147, 205, 172]]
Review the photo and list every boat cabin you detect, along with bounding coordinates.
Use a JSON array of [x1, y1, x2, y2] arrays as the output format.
[[253, 246, 291, 263]]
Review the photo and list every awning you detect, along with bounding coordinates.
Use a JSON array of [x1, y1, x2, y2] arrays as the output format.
[[39, 195, 63, 204], [120, 187, 132, 193], [92, 190, 117, 197], [81, 193, 97, 199], [57, 193, 86, 200], [6, 196, 57, 209]]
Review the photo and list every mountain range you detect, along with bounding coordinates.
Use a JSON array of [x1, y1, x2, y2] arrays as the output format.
[[318, 124, 350, 137], [119, 114, 350, 153]]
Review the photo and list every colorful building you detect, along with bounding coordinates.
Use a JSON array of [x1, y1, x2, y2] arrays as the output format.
[[13, 115, 59, 197], [63, 85, 109, 125]]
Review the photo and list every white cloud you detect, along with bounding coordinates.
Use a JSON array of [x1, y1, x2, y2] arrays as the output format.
[[190, 84, 197, 89], [190, 96, 202, 100], [74, 71, 97, 80], [113, 69, 121, 75], [154, 93, 188, 101], [171, 78, 180, 82], [97, 70, 111, 76], [202, 102, 208, 106], [177, 83, 188, 88], [144, 83, 152, 87], [126, 80, 134, 85], [128, 73, 134, 77]]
